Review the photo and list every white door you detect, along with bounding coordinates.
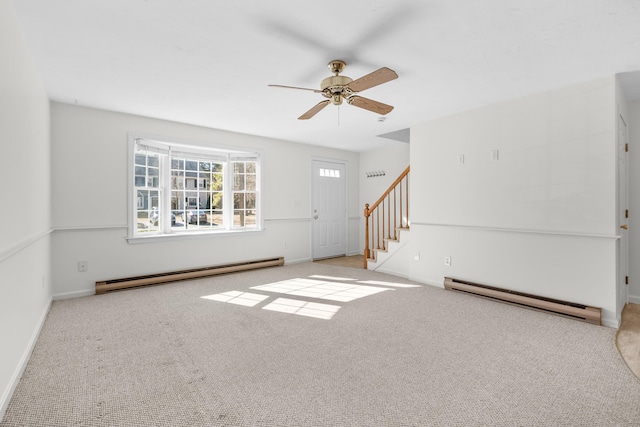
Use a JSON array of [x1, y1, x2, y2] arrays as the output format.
[[618, 114, 629, 313], [312, 160, 347, 259]]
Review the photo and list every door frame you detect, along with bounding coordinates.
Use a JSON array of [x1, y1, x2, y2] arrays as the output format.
[[618, 112, 629, 316], [310, 157, 349, 260]]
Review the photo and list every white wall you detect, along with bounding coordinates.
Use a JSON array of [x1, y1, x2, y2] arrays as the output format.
[[627, 100, 640, 304], [50, 103, 360, 298], [409, 76, 621, 326], [0, 1, 52, 418]]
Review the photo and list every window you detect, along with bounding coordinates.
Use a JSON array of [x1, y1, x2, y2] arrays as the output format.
[[319, 168, 341, 178], [130, 136, 261, 240]]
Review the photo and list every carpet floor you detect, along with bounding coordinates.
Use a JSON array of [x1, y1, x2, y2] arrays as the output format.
[[320, 256, 640, 382], [2, 262, 640, 426], [617, 303, 640, 380], [313, 254, 364, 269]]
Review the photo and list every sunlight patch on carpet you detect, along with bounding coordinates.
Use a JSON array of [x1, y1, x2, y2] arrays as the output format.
[[262, 298, 340, 320], [251, 278, 392, 302], [201, 291, 269, 307]]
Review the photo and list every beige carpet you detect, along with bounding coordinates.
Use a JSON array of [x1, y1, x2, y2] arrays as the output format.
[[617, 303, 640, 379], [3, 262, 640, 426], [313, 255, 364, 269]]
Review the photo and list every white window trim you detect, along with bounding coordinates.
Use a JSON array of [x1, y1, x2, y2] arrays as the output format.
[[127, 133, 263, 243]]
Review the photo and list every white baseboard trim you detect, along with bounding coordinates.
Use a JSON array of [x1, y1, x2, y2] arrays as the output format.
[[0, 298, 52, 421], [628, 294, 640, 305], [53, 289, 95, 300]]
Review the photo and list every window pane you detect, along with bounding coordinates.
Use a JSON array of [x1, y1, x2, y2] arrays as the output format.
[[171, 172, 184, 189], [234, 175, 245, 191], [246, 162, 256, 173], [211, 192, 223, 209], [135, 153, 146, 165], [210, 211, 223, 227], [199, 172, 209, 189], [186, 160, 197, 171], [148, 156, 159, 167], [246, 174, 256, 191], [150, 191, 159, 208], [234, 162, 244, 174], [137, 211, 149, 232], [246, 193, 256, 209], [234, 210, 245, 227], [234, 193, 245, 209], [211, 173, 223, 191]]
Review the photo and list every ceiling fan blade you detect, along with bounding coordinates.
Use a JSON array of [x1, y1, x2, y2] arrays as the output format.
[[298, 100, 330, 120], [347, 96, 394, 115], [269, 84, 322, 93], [346, 67, 398, 93]]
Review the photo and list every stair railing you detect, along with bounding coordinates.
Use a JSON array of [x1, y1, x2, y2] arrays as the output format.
[[364, 166, 410, 268]]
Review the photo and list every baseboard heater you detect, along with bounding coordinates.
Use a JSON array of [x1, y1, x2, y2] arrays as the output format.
[[443, 277, 601, 325], [96, 257, 284, 294]]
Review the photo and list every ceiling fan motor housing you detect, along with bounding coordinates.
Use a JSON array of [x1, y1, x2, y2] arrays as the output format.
[[321, 75, 354, 105], [321, 75, 353, 91]]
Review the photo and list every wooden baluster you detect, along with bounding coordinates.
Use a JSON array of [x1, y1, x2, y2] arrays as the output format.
[[405, 174, 409, 227], [393, 187, 397, 239], [376, 207, 381, 250], [399, 178, 403, 229], [386, 194, 391, 240], [364, 204, 370, 268]]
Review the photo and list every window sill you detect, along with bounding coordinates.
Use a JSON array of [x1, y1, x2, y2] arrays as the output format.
[[127, 228, 263, 244]]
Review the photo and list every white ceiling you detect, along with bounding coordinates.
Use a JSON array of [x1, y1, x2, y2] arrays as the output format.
[[10, 0, 640, 152]]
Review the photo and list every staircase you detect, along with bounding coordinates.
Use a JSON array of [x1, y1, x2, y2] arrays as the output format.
[[364, 166, 410, 270], [365, 226, 411, 272]]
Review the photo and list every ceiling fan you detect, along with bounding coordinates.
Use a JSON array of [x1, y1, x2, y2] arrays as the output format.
[[269, 60, 398, 120]]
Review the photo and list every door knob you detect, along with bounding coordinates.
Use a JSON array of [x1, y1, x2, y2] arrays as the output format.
[[621, 224, 628, 230], [314, 215, 318, 219]]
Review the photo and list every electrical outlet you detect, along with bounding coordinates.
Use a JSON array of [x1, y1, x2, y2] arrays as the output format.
[[78, 261, 88, 272], [444, 256, 451, 266]]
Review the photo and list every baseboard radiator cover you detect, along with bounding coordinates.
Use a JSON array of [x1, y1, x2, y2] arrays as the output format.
[[96, 257, 284, 294], [443, 277, 601, 325]]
